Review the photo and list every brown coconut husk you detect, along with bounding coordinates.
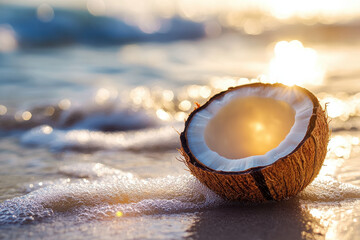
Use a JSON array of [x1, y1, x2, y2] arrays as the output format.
[[180, 83, 329, 202]]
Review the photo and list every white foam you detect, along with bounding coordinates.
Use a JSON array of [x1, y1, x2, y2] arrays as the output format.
[[21, 124, 181, 152], [299, 176, 360, 202], [1, 163, 360, 225], [0, 164, 222, 224], [59, 163, 135, 178]]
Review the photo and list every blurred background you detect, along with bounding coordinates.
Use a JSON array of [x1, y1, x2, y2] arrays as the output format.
[[1, 0, 360, 129], [1, 1, 360, 239]]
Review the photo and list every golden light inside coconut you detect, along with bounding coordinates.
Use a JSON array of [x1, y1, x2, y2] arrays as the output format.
[[180, 83, 329, 202], [204, 97, 295, 159]]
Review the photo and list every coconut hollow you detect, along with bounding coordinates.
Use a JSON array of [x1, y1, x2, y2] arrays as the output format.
[[180, 83, 329, 202]]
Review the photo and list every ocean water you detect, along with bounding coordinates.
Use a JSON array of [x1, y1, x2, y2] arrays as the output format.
[[1, 3, 360, 240]]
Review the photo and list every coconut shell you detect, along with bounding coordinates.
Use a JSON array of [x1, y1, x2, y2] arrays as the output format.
[[180, 83, 329, 202]]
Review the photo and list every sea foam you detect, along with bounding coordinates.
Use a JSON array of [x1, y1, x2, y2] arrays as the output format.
[[0, 163, 222, 224], [1, 163, 360, 225], [21, 124, 181, 152]]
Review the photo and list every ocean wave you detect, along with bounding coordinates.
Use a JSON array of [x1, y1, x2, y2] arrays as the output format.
[[0, 5, 206, 48], [0, 100, 160, 132], [20, 124, 181, 152]]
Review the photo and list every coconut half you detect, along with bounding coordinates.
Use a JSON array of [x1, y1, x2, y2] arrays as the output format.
[[180, 83, 329, 202]]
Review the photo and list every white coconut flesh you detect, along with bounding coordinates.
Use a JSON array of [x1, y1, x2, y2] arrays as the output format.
[[186, 85, 314, 172]]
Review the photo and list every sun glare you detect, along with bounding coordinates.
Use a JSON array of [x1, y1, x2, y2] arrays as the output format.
[[267, 40, 325, 87]]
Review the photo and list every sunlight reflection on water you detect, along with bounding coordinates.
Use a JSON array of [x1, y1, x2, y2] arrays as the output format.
[[268, 40, 325, 86]]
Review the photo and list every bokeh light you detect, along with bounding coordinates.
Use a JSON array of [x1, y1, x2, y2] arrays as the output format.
[[95, 88, 111, 105], [37, 3, 55, 22], [115, 211, 123, 217], [87, 0, 106, 16], [58, 99, 72, 110], [0, 105, 7, 115], [0, 25, 17, 53], [22, 111, 32, 121], [156, 109, 171, 121], [41, 125, 53, 134]]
